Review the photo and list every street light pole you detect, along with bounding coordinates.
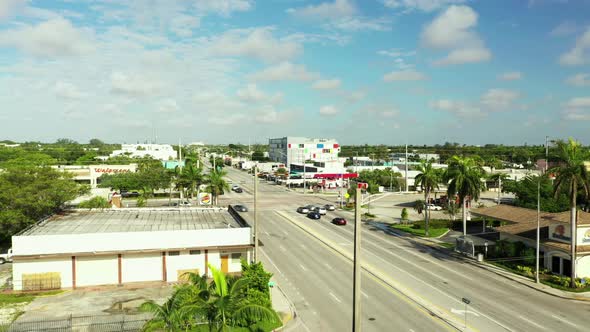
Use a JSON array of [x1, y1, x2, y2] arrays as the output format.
[[254, 165, 259, 263], [545, 136, 549, 173], [352, 186, 362, 332], [405, 144, 409, 192], [536, 177, 540, 283]]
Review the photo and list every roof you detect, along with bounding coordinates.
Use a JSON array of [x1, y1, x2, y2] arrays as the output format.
[[19, 208, 242, 236], [472, 205, 590, 226]]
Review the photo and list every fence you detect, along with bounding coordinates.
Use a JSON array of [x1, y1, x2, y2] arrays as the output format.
[[0, 314, 152, 332]]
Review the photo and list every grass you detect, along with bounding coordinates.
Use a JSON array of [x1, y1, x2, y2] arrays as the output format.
[[188, 319, 282, 331], [0, 290, 64, 307], [439, 242, 455, 249], [390, 224, 448, 238]]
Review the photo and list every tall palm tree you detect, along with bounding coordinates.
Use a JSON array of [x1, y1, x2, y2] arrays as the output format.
[[551, 138, 590, 288], [182, 162, 204, 199], [415, 161, 440, 236], [206, 169, 230, 205], [140, 285, 194, 331], [445, 156, 485, 236]]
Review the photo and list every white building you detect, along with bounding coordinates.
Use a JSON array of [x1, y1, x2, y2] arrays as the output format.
[[269, 137, 340, 167], [54, 164, 138, 188], [11, 208, 252, 291], [110, 144, 177, 160]]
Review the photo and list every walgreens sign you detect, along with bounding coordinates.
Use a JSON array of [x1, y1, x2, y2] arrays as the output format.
[[93, 168, 133, 174]]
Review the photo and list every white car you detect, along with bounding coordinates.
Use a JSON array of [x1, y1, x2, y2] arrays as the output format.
[[0, 249, 13, 264], [324, 204, 336, 211], [313, 206, 327, 215], [231, 184, 240, 191], [173, 201, 192, 207], [426, 204, 442, 211]]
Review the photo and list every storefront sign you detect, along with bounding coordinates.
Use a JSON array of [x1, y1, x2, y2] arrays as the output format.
[[583, 229, 590, 244], [198, 192, 211, 205], [93, 168, 132, 174], [552, 225, 571, 241]]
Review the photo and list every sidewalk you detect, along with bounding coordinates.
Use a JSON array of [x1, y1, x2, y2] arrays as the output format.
[[270, 281, 297, 330], [384, 225, 590, 302]]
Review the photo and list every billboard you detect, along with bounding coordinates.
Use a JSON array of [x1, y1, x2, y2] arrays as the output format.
[[198, 192, 212, 205]]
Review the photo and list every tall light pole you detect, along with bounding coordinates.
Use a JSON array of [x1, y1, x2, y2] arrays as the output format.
[[405, 144, 409, 192], [536, 176, 540, 283], [545, 136, 549, 173], [254, 165, 259, 262], [352, 186, 362, 331]]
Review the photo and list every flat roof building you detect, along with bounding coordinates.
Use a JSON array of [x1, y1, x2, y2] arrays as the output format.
[[269, 137, 340, 168], [11, 208, 252, 291], [109, 144, 177, 161]]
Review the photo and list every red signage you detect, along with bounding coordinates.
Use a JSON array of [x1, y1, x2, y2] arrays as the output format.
[[357, 182, 368, 189], [93, 168, 132, 174]]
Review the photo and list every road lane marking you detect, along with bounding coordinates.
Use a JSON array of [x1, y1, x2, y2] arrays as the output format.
[[279, 245, 286, 252], [451, 308, 480, 317], [299, 264, 307, 271], [329, 292, 342, 303], [519, 315, 546, 330], [264, 231, 270, 236], [300, 244, 307, 249], [551, 314, 580, 329], [324, 263, 332, 270], [260, 249, 282, 275], [282, 230, 289, 236], [362, 291, 369, 299]]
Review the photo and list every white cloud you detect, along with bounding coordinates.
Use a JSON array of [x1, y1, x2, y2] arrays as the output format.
[[326, 17, 391, 32], [157, 99, 179, 113], [562, 97, 590, 120], [254, 106, 295, 124], [480, 89, 521, 112], [381, 0, 466, 12], [249, 62, 319, 82], [209, 27, 302, 63], [559, 27, 590, 66], [0, 18, 95, 57], [565, 73, 590, 87], [377, 49, 416, 57], [54, 81, 86, 100], [0, 0, 25, 20], [169, 14, 201, 37], [287, 0, 356, 20], [346, 91, 366, 103], [550, 21, 579, 37], [383, 70, 427, 81], [319, 105, 339, 116], [421, 5, 491, 65], [312, 79, 341, 90], [195, 0, 252, 16], [498, 71, 523, 81], [236, 84, 283, 104], [430, 99, 485, 118], [110, 72, 163, 97]]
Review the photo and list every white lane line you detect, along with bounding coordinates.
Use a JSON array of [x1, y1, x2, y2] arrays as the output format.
[[279, 245, 286, 252], [264, 231, 270, 236], [551, 315, 580, 329], [300, 244, 307, 249], [409, 329, 416, 332], [260, 249, 282, 275], [329, 292, 342, 303], [519, 315, 546, 330], [282, 230, 289, 236], [324, 263, 332, 270], [299, 264, 307, 271], [361, 291, 369, 299]]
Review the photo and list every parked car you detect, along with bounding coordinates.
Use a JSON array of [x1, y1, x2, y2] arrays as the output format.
[[332, 217, 347, 226], [173, 201, 192, 207], [324, 204, 336, 211], [234, 188, 243, 193], [307, 211, 321, 220], [0, 249, 13, 264], [297, 207, 310, 214], [234, 205, 248, 212], [312, 206, 327, 215], [426, 204, 442, 211], [121, 190, 139, 198]]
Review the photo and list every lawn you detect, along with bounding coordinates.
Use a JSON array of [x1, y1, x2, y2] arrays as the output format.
[[390, 224, 448, 238]]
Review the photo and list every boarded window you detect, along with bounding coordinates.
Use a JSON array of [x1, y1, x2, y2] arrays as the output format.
[[189, 250, 201, 255], [22, 272, 61, 291], [177, 269, 200, 283], [168, 251, 180, 256]]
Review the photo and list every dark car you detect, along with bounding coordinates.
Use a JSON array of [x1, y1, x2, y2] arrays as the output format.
[[234, 188, 243, 193], [121, 190, 139, 198], [234, 205, 248, 212], [332, 217, 347, 225], [307, 211, 321, 220]]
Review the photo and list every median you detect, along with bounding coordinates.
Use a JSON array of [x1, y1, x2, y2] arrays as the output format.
[[390, 219, 450, 238]]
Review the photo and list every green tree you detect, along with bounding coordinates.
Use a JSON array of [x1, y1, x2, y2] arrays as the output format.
[[182, 163, 204, 200], [78, 196, 110, 209], [400, 208, 409, 224], [140, 285, 194, 331], [550, 138, 590, 288], [413, 200, 425, 215], [415, 161, 440, 236], [206, 169, 230, 205], [445, 156, 485, 236]]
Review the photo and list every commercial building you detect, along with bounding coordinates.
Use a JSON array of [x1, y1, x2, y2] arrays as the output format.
[[269, 137, 340, 167], [472, 205, 590, 278], [109, 144, 177, 160], [54, 164, 137, 188], [11, 208, 252, 291]]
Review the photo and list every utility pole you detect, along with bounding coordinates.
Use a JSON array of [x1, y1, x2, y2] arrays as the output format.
[[405, 144, 409, 192], [254, 165, 259, 262], [179, 139, 183, 201], [353, 186, 362, 332], [536, 177, 540, 283], [497, 176, 502, 205], [303, 152, 307, 195], [545, 136, 549, 173]]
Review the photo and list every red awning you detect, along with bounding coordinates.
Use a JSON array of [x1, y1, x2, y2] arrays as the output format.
[[313, 173, 358, 179]]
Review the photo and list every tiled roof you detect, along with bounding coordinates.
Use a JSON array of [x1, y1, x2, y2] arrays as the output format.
[[472, 205, 590, 226]]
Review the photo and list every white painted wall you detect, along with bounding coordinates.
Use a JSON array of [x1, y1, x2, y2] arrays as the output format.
[[12, 257, 72, 291], [76, 255, 118, 287], [576, 256, 590, 278], [166, 250, 206, 282], [13, 228, 251, 256], [122, 253, 162, 283]]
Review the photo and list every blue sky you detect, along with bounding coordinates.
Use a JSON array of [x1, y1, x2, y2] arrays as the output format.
[[0, 0, 589, 145]]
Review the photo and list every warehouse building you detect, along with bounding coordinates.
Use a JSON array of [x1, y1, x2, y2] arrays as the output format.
[[11, 208, 252, 291]]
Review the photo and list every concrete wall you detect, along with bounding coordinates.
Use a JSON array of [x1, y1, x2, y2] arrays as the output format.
[[12, 257, 73, 290], [12, 228, 251, 256], [76, 255, 118, 287], [122, 253, 162, 283], [166, 250, 206, 282], [576, 256, 590, 278]]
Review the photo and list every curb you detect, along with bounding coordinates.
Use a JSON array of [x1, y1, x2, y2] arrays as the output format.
[[272, 284, 297, 331]]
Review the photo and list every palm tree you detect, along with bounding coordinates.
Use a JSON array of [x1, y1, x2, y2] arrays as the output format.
[[140, 285, 194, 331], [415, 161, 440, 236], [445, 156, 485, 236], [183, 162, 204, 200], [206, 169, 230, 205], [550, 138, 590, 288], [413, 199, 425, 215]]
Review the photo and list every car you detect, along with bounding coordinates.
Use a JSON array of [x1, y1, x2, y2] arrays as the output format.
[[234, 205, 248, 212], [234, 188, 243, 193], [307, 211, 321, 220], [426, 204, 442, 211], [231, 184, 240, 191], [332, 217, 347, 226], [324, 204, 336, 211], [120, 190, 139, 198], [312, 206, 327, 215], [173, 201, 192, 207], [0, 248, 13, 264], [297, 207, 310, 214]]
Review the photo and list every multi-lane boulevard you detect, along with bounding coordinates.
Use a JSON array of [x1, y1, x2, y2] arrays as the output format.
[[220, 166, 590, 331]]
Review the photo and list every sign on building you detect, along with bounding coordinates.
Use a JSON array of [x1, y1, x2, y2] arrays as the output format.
[[198, 192, 212, 205]]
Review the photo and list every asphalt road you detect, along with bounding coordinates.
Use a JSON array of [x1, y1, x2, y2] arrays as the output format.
[[221, 166, 590, 331]]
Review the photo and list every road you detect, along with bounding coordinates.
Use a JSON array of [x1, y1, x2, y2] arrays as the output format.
[[222, 166, 590, 331]]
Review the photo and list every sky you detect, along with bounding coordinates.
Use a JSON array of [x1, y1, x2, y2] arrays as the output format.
[[1, 0, 590, 146]]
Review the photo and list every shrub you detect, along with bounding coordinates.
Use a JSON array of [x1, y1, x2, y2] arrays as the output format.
[[78, 196, 110, 209], [136, 196, 146, 207], [547, 275, 584, 288], [516, 265, 533, 277]]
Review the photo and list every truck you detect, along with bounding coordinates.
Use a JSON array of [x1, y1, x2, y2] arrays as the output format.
[[0, 248, 13, 264]]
